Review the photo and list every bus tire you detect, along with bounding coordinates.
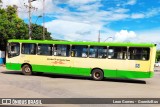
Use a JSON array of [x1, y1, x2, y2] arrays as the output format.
[[92, 69, 104, 81], [22, 64, 32, 75]]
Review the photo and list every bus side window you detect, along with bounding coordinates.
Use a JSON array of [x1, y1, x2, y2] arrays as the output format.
[[128, 47, 150, 60], [54, 45, 70, 57], [89, 46, 107, 58], [71, 45, 88, 58], [108, 47, 127, 59], [37, 44, 52, 56], [21, 43, 36, 55]]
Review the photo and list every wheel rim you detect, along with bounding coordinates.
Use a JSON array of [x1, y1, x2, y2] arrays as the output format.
[[25, 67, 30, 73], [94, 72, 100, 79]]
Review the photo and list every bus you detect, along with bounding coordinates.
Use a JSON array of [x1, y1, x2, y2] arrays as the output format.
[[6, 39, 156, 80]]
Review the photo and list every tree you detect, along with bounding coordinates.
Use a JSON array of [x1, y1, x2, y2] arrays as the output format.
[[0, 5, 53, 50], [32, 24, 52, 40], [0, 6, 28, 50], [156, 50, 160, 62]]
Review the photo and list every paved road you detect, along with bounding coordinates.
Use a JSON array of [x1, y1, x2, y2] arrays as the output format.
[[0, 66, 160, 107]]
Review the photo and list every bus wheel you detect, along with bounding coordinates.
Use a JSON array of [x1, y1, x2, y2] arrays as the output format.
[[92, 69, 104, 81], [22, 64, 32, 75]]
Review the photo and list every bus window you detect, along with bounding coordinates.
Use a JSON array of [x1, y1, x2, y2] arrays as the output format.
[[71, 45, 88, 58], [89, 46, 107, 58], [54, 45, 70, 57], [108, 47, 127, 59], [128, 47, 150, 60], [8, 43, 20, 58], [37, 44, 52, 56], [21, 43, 36, 55]]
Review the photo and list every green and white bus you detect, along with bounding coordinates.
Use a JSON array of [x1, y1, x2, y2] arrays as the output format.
[[6, 39, 156, 80]]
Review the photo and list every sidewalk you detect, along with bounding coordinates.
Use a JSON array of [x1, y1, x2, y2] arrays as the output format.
[[0, 65, 6, 71]]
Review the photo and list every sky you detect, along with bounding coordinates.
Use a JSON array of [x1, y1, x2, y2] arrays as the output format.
[[1, 0, 160, 44]]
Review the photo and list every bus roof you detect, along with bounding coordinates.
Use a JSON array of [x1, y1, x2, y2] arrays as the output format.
[[8, 39, 156, 47]]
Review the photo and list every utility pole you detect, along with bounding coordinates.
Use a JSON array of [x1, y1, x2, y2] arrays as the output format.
[[28, 0, 32, 40], [98, 30, 100, 42], [24, 0, 37, 40], [43, 0, 45, 40]]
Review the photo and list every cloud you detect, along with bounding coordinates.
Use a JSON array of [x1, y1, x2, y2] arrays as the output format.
[[2, 0, 160, 46], [4, 0, 158, 24], [113, 8, 129, 13], [1, 0, 39, 18], [68, 0, 98, 5], [114, 30, 136, 41], [112, 28, 160, 44], [1, 0, 56, 19], [126, 0, 137, 5], [77, 2, 102, 11], [131, 7, 160, 19], [2, 0, 160, 22], [116, 0, 137, 6], [45, 19, 102, 41], [145, 8, 160, 18], [136, 28, 160, 43], [1, 0, 38, 18], [45, 19, 139, 43], [131, 13, 145, 19], [135, 28, 160, 49]]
